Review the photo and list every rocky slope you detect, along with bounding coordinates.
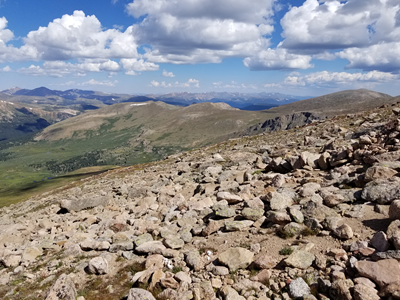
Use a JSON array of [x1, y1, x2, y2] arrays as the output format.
[[1, 103, 400, 300]]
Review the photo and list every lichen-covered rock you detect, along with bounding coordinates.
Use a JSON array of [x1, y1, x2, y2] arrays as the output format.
[[45, 274, 77, 300]]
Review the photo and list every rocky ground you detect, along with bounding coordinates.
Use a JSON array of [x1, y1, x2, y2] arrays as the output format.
[[1, 103, 400, 300]]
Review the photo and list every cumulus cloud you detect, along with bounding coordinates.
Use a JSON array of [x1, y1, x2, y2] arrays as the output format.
[[80, 79, 118, 87], [280, 0, 400, 53], [243, 48, 313, 70], [22, 11, 139, 61], [338, 42, 400, 72], [127, 0, 275, 64], [150, 78, 200, 88], [283, 70, 398, 87], [2, 65, 11, 72], [18, 59, 121, 77], [162, 70, 175, 77], [120, 58, 159, 73]]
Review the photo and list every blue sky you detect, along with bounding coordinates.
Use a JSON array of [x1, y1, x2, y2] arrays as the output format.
[[0, 0, 399, 96]]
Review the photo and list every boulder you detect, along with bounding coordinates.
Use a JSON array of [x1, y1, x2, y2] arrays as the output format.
[[45, 274, 76, 300], [218, 247, 254, 271], [127, 288, 156, 300], [135, 241, 166, 254], [289, 277, 311, 298], [361, 178, 400, 204], [284, 250, 315, 269], [86, 256, 108, 275], [355, 259, 400, 288], [364, 166, 398, 182], [60, 196, 109, 212]]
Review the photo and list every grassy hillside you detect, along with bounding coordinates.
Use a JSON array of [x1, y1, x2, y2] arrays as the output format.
[[0, 101, 265, 205]]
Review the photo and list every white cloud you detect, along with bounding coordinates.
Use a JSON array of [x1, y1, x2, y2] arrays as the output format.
[[2, 65, 11, 72], [17, 59, 121, 77], [264, 83, 282, 88], [280, 0, 400, 53], [283, 70, 398, 87], [127, 0, 275, 64], [243, 48, 313, 70], [23, 11, 139, 60], [80, 79, 118, 87], [150, 78, 200, 88], [338, 42, 400, 72], [162, 69, 175, 77], [120, 58, 159, 73]]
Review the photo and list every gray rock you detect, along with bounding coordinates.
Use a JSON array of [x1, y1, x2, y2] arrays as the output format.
[[329, 279, 354, 300], [361, 178, 400, 204], [266, 210, 291, 225], [127, 288, 156, 300], [214, 206, 236, 218], [60, 196, 109, 212], [353, 283, 380, 300], [109, 242, 134, 253], [370, 231, 390, 252], [333, 224, 353, 239], [87, 256, 108, 275], [220, 286, 246, 300], [135, 241, 166, 254], [241, 207, 265, 221], [372, 250, 400, 261], [45, 274, 76, 300], [224, 220, 254, 231], [284, 250, 315, 269], [288, 207, 304, 223], [185, 251, 204, 271], [133, 233, 153, 247], [217, 192, 243, 204], [289, 277, 311, 298], [163, 236, 185, 249], [390, 200, 400, 219], [264, 191, 293, 211], [218, 247, 254, 271]]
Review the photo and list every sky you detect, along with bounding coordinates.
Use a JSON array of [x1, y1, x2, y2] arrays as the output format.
[[0, 0, 399, 96]]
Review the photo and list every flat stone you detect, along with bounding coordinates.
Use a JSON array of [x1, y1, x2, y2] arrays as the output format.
[[218, 247, 254, 271], [284, 250, 315, 269], [224, 220, 254, 231], [355, 259, 400, 288], [163, 237, 185, 249], [217, 192, 243, 204], [60, 196, 109, 212], [241, 207, 265, 221], [135, 241, 166, 254], [372, 250, 400, 261]]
